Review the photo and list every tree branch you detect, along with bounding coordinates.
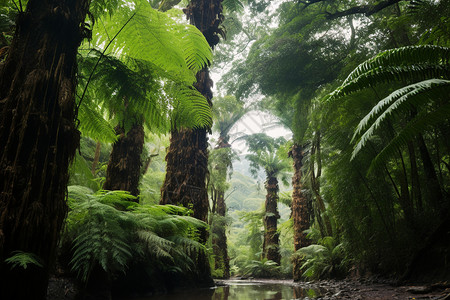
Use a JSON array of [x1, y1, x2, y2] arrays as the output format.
[[325, 0, 404, 20]]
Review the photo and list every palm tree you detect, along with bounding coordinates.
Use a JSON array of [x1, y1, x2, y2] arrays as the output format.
[[209, 95, 247, 278], [0, 1, 91, 298], [244, 134, 290, 264]]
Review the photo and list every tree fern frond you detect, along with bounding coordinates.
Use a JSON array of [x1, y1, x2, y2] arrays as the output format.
[[170, 85, 213, 129], [368, 101, 450, 172], [5, 251, 44, 270], [94, 0, 212, 85], [223, 0, 244, 13], [328, 45, 450, 101], [345, 45, 449, 82], [94, 189, 139, 210], [68, 183, 94, 195], [77, 100, 117, 143], [351, 79, 450, 160]]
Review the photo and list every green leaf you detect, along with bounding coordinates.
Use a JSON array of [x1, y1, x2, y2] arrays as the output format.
[[5, 251, 43, 270]]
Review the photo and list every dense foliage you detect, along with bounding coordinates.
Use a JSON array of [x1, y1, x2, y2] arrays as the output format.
[[0, 0, 449, 298]]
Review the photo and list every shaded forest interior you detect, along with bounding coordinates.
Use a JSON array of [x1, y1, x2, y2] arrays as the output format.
[[0, 0, 449, 299]]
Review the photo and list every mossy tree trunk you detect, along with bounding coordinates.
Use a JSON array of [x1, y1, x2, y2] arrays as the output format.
[[160, 126, 213, 286], [0, 0, 89, 298], [160, 0, 223, 285], [103, 123, 145, 198], [263, 175, 281, 264], [290, 144, 310, 281], [210, 136, 231, 278], [212, 189, 230, 278], [161, 126, 209, 223]]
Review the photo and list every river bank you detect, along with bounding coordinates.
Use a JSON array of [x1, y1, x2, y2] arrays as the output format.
[[47, 276, 450, 299], [215, 278, 450, 300]]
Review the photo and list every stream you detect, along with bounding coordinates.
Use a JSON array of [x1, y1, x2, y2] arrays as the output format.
[[128, 279, 328, 300], [117, 279, 450, 300]]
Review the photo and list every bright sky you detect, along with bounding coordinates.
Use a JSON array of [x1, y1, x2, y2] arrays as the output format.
[[208, 0, 293, 153]]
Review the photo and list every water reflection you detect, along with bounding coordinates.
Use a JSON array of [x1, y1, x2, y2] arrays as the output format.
[[136, 280, 325, 300]]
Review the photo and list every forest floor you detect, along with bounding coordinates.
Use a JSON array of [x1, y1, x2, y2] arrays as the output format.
[[220, 278, 450, 300], [297, 278, 450, 299]]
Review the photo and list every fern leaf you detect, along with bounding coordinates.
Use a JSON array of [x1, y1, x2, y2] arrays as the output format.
[[94, 0, 212, 85], [223, 0, 244, 13], [5, 251, 44, 270], [351, 79, 450, 160], [369, 101, 450, 172], [328, 45, 450, 101]]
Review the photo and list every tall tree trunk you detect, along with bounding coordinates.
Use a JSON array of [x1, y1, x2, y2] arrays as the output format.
[[407, 141, 422, 211], [263, 175, 281, 264], [417, 135, 444, 214], [0, 1, 89, 298], [103, 123, 145, 198], [210, 136, 231, 278], [161, 127, 209, 223], [160, 0, 223, 284], [212, 190, 230, 278], [310, 132, 332, 237], [290, 144, 310, 281], [160, 126, 212, 285], [91, 141, 102, 175]]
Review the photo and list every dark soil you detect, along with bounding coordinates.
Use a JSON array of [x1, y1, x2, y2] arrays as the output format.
[[296, 278, 450, 299]]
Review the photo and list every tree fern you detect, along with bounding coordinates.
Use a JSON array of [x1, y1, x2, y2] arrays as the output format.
[[77, 98, 117, 143], [77, 49, 169, 135], [295, 236, 347, 280], [327, 45, 450, 171], [65, 186, 208, 282], [77, 1, 214, 135]]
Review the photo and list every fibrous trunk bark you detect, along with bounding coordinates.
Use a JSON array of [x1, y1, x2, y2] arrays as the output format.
[[211, 136, 231, 278], [0, 1, 89, 298], [103, 123, 145, 198], [263, 175, 281, 264], [212, 190, 230, 278], [160, 0, 223, 285], [161, 127, 209, 224], [91, 141, 102, 175], [290, 144, 310, 281], [160, 125, 212, 285]]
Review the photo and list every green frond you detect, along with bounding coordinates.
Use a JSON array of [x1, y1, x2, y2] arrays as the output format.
[[369, 101, 450, 172], [4, 251, 43, 270], [94, 189, 139, 210], [169, 85, 212, 129], [78, 49, 169, 133], [223, 0, 244, 13], [89, 0, 122, 20], [77, 100, 117, 143], [65, 187, 207, 282], [168, 235, 206, 257], [67, 185, 94, 207], [351, 79, 450, 159], [94, 0, 212, 85], [329, 45, 450, 100]]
